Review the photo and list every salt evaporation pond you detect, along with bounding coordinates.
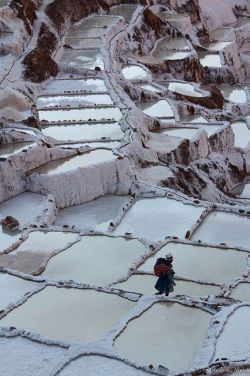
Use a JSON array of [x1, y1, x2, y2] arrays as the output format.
[[191, 211, 250, 249], [0, 286, 134, 343], [60, 49, 104, 70], [38, 107, 122, 122], [220, 86, 247, 103], [122, 65, 148, 81], [64, 37, 101, 48], [55, 195, 130, 231], [137, 165, 175, 186], [0, 226, 19, 252], [114, 302, 211, 370], [109, 5, 137, 23], [230, 283, 250, 302], [58, 141, 120, 150], [160, 127, 199, 140], [159, 50, 190, 60], [33, 150, 116, 175], [37, 94, 113, 108], [183, 115, 208, 123], [197, 124, 222, 136], [232, 183, 250, 199], [137, 83, 162, 93], [44, 78, 107, 94], [199, 54, 222, 67], [71, 15, 118, 29], [0, 192, 48, 227], [67, 27, 105, 38], [42, 122, 123, 141], [209, 42, 232, 51], [113, 198, 205, 242], [42, 236, 145, 286], [214, 306, 250, 360], [138, 100, 174, 118], [231, 121, 250, 149], [58, 355, 148, 376], [114, 274, 221, 296], [168, 82, 204, 97], [0, 142, 35, 159], [0, 274, 38, 311], [139, 242, 247, 284], [152, 36, 189, 53]]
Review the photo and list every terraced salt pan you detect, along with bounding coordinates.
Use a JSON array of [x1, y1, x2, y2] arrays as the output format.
[[231, 122, 250, 149], [114, 302, 211, 370], [232, 183, 250, 199], [183, 115, 209, 123], [191, 211, 250, 249], [67, 27, 105, 38], [168, 82, 205, 97], [138, 100, 174, 118], [214, 306, 250, 360], [197, 124, 222, 136], [160, 128, 199, 140], [139, 242, 247, 284], [44, 78, 107, 94], [0, 226, 19, 252], [0, 142, 35, 158], [64, 37, 101, 48], [39, 107, 122, 122], [0, 192, 48, 227], [55, 195, 131, 231], [208, 42, 232, 51], [137, 165, 175, 186], [109, 5, 137, 23], [60, 49, 104, 70], [0, 273, 38, 310], [199, 54, 222, 67], [72, 15, 119, 29], [58, 141, 120, 150], [152, 36, 189, 53], [158, 50, 190, 60], [122, 65, 148, 81], [230, 284, 250, 302], [37, 94, 113, 109], [220, 86, 247, 103], [0, 286, 134, 343], [58, 355, 148, 376], [113, 198, 205, 242], [42, 123, 123, 142], [33, 150, 116, 175], [114, 275, 221, 297], [42, 236, 145, 286], [137, 84, 162, 93]]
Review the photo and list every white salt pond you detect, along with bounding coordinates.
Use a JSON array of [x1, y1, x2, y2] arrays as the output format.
[[214, 306, 250, 360], [0, 142, 35, 159], [137, 84, 162, 93], [191, 211, 250, 250], [0, 226, 20, 252], [137, 165, 175, 186], [197, 124, 222, 136], [183, 115, 209, 123], [168, 82, 205, 97], [139, 242, 247, 284], [32, 150, 117, 175], [71, 15, 118, 29], [113, 274, 221, 296], [220, 86, 247, 103], [199, 54, 222, 68], [0, 273, 38, 310], [122, 65, 148, 81], [58, 355, 148, 376], [55, 195, 131, 231], [160, 127, 199, 140], [0, 192, 48, 227], [152, 36, 189, 53], [114, 302, 211, 370], [159, 50, 190, 61], [231, 121, 250, 149], [0, 286, 134, 343], [229, 283, 250, 302], [232, 183, 250, 199], [138, 100, 174, 118], [44, 78, 107, 94], [109, 5, 137, 23], [37, 94, 113, 109], [42, 122, 123, 142], [42, 236, 145, 286], [114, 198, 205, 242], [64, 37, 101, 49], [208, 42, 232, 51], [38, 107, 122, 122], [67, 27, 105, 38], [60, 49, 104, 70], [58, 141, 120, 150]]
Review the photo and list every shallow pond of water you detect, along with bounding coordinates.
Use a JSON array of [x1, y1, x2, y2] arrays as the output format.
[[60, 49, 104, 70], [137, 84, 162, 93], [232, 183, 250, 199], [42, 236, 145, 286], [152, 36, 189, 53], [0, 226, 20, 252], [138, 100, 174, 118], [0, 286, 134, 343], [158, 50, 190, 60], [113, 197, 205, 242], [139, 242, 247, 284], [229, 283, 250, 302], [64, 37, 101, 49], [197, 124, 222, 136], [33, 150, 116, 175], [109, 5, 137, 23], [44, 79, 107, 94], [199, 54, 222, 67], [168, 82, 204, 97], [160, 127, 199, 140], [114, 302, 211, 370], [122, 65, 148, 81], [191, 210, 250, 249], [37, 94, 113, 109], [220, 86, 247, 104], [58, 141, 120, 150], [137, 165, 174, 186], [0, 142, 35, 158], [231, 121, 250, 149], [208, 41, 232, 51]]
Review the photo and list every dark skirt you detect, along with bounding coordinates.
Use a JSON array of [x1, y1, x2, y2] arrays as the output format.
[[155, 274, 174, 294]]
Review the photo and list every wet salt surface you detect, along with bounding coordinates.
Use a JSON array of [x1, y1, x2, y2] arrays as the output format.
[[0, 336, 66, 376], [55, 195, 130, 231], [109, 5, 137, 23], [0, 286, 134, 343], [64, 37, 101, 48], [158, 50, 190, 60], [214, 306, 250, 360], [197, 124, 222, 136], [58, 355, 148, 376], [113, 198, 205, 242], [137, 83, 162, 93], [191, 211, 250, 249], [208, 42, 232, 51], [58, 141, 120, 150], [232, 183, 250, 199], [0, 226, 20, 252], [0, 142, 35, 158], [37, 94, 113, 108], [0, 273, 38, 310], [42, 122, 123, 142], [137, 165, 175, 186], [229, 283, 250, 302], [139, 242, 247, 284], [167, 82, 205, 97], [152, 36, 189, 53], [38, 107, 122, 122], [0, 192, 48, 227], [113, 274, 221, 296], [220, 86, 247, 103], [32, 150, 117, 175], [231, 121, 250, 149], [67, 27, 105, 38], [44, 78, 107, 93], [199, 54, 222, 67], [160, 127, 199, 140], [138, 100, 174, 118], [183, 115, 209, 123], [122, 65, 148, 81], [72, 15, 119, 29], [114, 302, 211, 370], [60, 49, 104, 70], [42, 236, 145, 286]]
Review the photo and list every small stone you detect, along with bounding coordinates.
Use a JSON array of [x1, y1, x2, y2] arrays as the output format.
[[2, 216, 19, 232]]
